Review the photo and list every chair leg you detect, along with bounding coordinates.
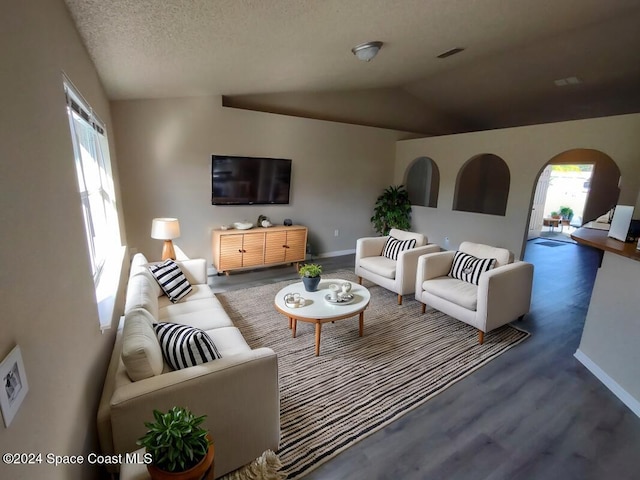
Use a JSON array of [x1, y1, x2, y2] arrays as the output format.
[[421, 303, 426, 314], [478, 330, 484, 345], [358, 276, 362, 285], [397, 294, 402, 305]]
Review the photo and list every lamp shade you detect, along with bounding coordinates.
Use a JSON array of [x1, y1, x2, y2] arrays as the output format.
[[151, 218, 181, 240]]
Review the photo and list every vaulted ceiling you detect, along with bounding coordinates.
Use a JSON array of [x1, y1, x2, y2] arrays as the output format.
[[64, 0, 640, 135]]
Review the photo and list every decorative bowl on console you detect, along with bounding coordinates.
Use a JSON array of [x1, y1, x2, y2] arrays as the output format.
[[233, 221, 254, 230]]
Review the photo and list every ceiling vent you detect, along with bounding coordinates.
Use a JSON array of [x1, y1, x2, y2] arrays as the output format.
[[437, 47, 465, 59], [554, 76, 582, 86]]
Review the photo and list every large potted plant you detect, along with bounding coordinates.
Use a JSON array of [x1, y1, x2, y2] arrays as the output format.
[[370, 185, 412, 235], [298, 263, 322, 292], [137, 406, 214, 480], [559, 206, 574, 221]]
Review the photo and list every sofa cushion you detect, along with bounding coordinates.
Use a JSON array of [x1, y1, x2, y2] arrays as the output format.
[[148, 259, 192, 303], [358, 255, 396, 279], [121, 309, 164, 381], [382, 236, 417, 260], [423, 277, 479, 311], [124, 274, 160, 318], [159, 300, 235, 331], [448, 251, 496, 285], [157, 284, 214, 309], [204, 327, 252, 357], [154, 322, 222, 370]]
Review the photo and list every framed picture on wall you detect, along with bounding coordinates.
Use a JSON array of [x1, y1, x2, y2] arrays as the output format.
[[0, 345, 29, 427]]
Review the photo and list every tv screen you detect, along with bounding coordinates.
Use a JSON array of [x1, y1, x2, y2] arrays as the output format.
[[211, 155, 292, 205]]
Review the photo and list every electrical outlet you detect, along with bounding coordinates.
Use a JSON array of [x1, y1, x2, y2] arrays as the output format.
[[334, 229, 339, 237]]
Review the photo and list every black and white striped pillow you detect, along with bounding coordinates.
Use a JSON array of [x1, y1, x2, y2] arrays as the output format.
[[148, 259, 192, 303], [382, 236, 417, 260], [153, 322, 222, 370], [448, 251, 496, 285]]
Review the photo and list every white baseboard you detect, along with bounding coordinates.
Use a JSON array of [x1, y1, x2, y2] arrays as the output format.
[[315, 249, 356, 258], [574, 349, 640, 418]]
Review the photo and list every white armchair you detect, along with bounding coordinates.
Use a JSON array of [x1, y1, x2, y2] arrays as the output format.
[[415, 241, 533, 344], [355, 228, 440, 305]]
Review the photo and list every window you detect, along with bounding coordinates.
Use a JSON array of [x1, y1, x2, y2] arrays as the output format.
[[64, 77, 121, 284]]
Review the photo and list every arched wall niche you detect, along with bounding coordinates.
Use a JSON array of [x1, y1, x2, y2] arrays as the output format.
[[453, 153, 510, 216], [540, 149, 620, 224], [404, 156, 439, 207]]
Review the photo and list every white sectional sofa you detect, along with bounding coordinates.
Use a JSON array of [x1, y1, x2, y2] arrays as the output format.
[[97, 253, 279, 477]]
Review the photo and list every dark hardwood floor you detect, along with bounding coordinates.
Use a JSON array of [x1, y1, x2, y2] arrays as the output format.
[[210, 240, 640, 480]]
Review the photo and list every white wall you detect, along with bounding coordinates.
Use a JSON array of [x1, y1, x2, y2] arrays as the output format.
[[0, 1, 126, 479], [111, 97, 409, 265], [576, 251, 640, 415], [395, 114, 640, 259]]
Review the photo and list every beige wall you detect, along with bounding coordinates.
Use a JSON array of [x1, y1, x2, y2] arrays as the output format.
[[111, 97, 408, 266], [577, 251, 640, 410], [0, 1, 126, 479], [395, 114, 640, 259]]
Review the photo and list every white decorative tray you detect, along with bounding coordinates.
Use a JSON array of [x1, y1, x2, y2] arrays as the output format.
[[324, 293, 355, 305], [233, 222, 253, 230]]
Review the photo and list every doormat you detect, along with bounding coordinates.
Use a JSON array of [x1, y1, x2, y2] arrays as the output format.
[[536, 241, 568, 247]]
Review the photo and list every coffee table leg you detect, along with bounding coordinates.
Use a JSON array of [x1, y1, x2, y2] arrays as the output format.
[[289, 317, 292, 329], [359, 312, 364, 337], [315, 322, 322, 356], [292, 319, 297, 338]]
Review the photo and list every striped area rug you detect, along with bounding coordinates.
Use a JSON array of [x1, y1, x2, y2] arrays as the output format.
[[216, 270, 529, 479]]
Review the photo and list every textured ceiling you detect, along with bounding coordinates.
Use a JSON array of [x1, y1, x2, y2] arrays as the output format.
[[64, 0, 640, 135]]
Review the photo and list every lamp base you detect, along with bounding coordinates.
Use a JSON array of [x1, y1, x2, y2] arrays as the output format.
[[161, 240, 176, 261]]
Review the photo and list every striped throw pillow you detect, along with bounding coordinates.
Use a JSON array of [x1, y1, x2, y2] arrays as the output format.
[[154, 322, 222, 370], [148, 259, 192, 303], [448, 251, 496, 285], [382, 236, 417, 261]]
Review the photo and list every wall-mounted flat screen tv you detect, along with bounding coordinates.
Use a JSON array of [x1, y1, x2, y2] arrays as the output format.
[[211, 155, 292, 205]]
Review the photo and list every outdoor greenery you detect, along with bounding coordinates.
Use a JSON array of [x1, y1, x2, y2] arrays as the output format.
[[559, 206, 574, 220], [137, 407, 210, 473], [551, 164, 593, 172], [371, 185, 412, 235], [298, 263, 322, 278]]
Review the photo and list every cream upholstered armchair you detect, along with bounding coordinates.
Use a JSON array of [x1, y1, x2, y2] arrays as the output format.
[[415, 241, 533, 344], [355, 228, 440, 305]]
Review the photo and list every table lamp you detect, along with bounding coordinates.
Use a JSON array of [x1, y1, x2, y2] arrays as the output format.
[[151, 218, 180, 260]]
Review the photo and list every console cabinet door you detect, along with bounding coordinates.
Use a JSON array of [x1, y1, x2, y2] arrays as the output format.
[[284, 228, 307, 262], [218, 234, 243, 271], [264, 231, 287, 264], [241, 232, 265, 267]]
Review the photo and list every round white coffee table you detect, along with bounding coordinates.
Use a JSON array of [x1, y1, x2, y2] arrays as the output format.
[[274, 279, 370, 356]]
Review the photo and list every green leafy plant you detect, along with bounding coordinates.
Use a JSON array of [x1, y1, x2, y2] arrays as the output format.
[[298, 263, 322, 278], [370, 185, 412, 235], [559, 206, 574, 220], [137, 407, 210, 473]]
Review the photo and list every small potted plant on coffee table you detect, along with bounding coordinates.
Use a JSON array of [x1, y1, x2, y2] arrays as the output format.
[[299, 263, 322, 292], [137, 406, 214, 480]]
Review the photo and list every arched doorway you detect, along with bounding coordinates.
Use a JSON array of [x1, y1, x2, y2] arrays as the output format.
[[524, 149, 620, 250]]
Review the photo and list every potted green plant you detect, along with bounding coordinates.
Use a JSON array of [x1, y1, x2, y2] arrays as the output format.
[[550, 211, 561, 219], [137, 407, 214, 480], [370, 185, 412, 235], [299, 263, 322, 292], [559, 206, 574, 221]]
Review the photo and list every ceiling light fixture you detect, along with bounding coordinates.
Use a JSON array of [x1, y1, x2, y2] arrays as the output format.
[[351, 41, 383, 62], [437, 47, 465, 59]]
